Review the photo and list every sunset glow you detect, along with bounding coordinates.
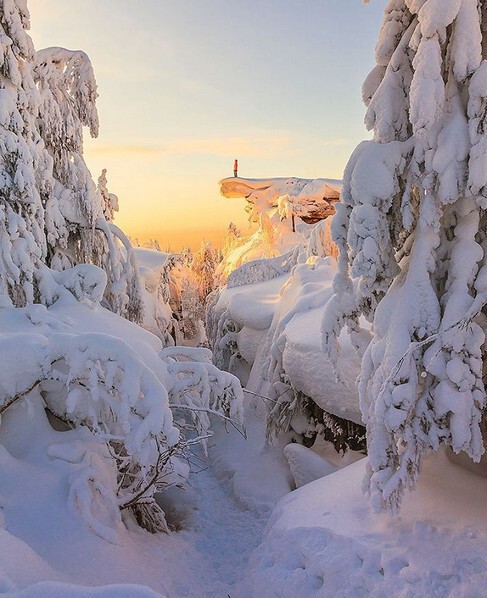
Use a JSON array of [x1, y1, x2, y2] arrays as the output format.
[[29, 1, 387, 249]]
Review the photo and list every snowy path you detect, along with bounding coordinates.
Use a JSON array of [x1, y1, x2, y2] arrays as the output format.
[[184, 463, 268, 597], [159, 459, 269, 597], [159, 416, 291, 597]]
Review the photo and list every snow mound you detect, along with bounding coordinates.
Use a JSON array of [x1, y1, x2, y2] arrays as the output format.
[[284, 443, 337, 488], [209, 253, 367, 427], [241, 451, 487, 596], [7, 582, 162, 597]]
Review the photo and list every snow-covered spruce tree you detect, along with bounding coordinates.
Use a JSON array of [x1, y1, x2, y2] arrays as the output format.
[[192, 242, 217, 304], [98, 168, 119, 222], [34, 47, 142, 322], [0, 0, 52, 306], [323, 0, 487, 512]]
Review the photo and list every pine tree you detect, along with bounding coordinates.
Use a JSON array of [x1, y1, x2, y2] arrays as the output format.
[[33, 47, 142, 321], [98, 169, 119, 222], [323, 0, 487, 512], [0, 0, 52, 306], [193, 242, 217, 303]]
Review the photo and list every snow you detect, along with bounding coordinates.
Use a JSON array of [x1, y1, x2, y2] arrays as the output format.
[[210, 254, 365, 424], [0, 251, 486, 597], [0, 271, 245, 595], [223, 276, 285, 331], [241, 449, 487, 597], [8, 583, 162, 597], [209, 273, 288, 385], [219, 176, 341, 208], [284, 443, 338, 488], [0, 399, 171, 594], [282, 311, 363, 424], [0, 327, 221, 593], [132, 247, 177, 344], [133, 248, 170, 274], [0, 390, 289, 596], [217, 177, 341, 278], [1, 1, 487, 596]]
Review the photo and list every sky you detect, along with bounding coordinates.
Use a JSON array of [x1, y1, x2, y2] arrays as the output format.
[[29, 0, 387, 250]]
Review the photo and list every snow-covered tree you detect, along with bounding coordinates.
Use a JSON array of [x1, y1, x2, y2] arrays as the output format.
[[220, 222, 242, 263], [0, 0, 52, 306], [323, 0, 487, 512], [0, 3, 246, 542], [34, 47, 99, 258], [192, 242, 217, 303], [98, 168, 119, 222], [173, 243, 220, 346], [34, 47, 142, 322]]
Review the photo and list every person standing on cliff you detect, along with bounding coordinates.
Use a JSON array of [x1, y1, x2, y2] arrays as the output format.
[[233, 159, 238, 177]]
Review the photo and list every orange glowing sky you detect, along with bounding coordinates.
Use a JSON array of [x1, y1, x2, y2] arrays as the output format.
[[29, 1, 387, 250]]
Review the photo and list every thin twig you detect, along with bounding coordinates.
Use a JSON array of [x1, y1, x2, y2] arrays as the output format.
[[119, 440, 182, 509], [168, 404, 247, 438], [243, 388, 280, 404], [0, 379, 42, 416]]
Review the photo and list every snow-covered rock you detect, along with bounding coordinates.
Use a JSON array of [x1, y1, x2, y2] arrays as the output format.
[[219, 176, 341, 223], [217, 177, 341, 278], [284, 443, 338, 488], [209, 254, 366, 418]]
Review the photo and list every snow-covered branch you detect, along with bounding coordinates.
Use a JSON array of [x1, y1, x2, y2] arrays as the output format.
[[323, 0, 487, 512]]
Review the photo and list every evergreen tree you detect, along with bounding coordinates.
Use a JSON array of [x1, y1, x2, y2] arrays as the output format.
[[0, 0, 52, 306], [323, 0, 487, 512], [33, 47, 142, 321], [98, 168, 119, 222], [193, 242, 217, 303]]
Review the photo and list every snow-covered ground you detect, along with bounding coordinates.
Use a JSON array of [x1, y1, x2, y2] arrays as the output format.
[[6, 393, 487, 597], [204, 205, 487, 596], [241, 450, 487, 597], [0, 399, 291, 597]]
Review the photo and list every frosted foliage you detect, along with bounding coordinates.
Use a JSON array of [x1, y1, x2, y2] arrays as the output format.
[[95, 219, 143, 323], [162, 346, 245, 454], [98, 168, 119, 222], [323, 0, 487, 511], [0, 270, 245, 538], [34, 47, 100, 232], [307, 219, 339, 259], [34, 47, 98, 161], [34, 47, 142, 323], [0, 0, 34, 84], [0, 327, 181, 536], [450, 0, 482, 82], [226, 248, 299, 289], [0, 0, 53, 306], [375, 2, 413, 67]]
